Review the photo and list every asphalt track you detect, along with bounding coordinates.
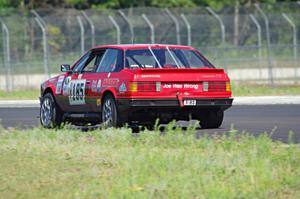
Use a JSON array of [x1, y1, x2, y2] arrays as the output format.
[[0, 105, 300, 143]]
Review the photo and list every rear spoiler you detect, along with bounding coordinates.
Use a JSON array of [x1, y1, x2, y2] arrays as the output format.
[[134, 68, 225, 74]]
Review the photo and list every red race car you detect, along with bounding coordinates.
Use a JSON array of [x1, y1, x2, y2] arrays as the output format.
[[40, 44, 233, 129]]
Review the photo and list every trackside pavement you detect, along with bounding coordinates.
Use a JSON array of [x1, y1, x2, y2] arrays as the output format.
[[0, 96, 300, 108]]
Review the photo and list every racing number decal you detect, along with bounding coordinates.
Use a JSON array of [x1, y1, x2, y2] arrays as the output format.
[[69, 80, 86, 105]]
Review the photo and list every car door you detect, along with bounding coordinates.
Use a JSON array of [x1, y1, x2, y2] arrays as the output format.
[[61, 50, 101, 112], [88, 48, 124, 112], [56, 51, 89, 112], [80, 49, 106, 111]]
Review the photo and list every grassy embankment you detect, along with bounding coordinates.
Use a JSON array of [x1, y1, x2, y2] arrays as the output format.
[[0, 126, 300, 198], [0, 84, 299, 100], [0, 89, 39, 100]]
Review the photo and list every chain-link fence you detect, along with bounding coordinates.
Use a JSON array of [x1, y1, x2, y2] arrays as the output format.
[[0, 2, 300, 90]]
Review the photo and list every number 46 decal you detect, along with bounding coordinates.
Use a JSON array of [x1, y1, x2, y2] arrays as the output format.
[[69, 80, 86, 105]]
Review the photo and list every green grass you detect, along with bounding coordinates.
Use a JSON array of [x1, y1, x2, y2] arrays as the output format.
[[0, 89, 39, 100], [232, 84, 300, 96], [0, 126, 300, 198]]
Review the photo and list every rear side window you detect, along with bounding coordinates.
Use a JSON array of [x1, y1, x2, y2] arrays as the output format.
[[96, 49, 123, 73], [126, 49, 157, 68], [177, 50, 206, 68]]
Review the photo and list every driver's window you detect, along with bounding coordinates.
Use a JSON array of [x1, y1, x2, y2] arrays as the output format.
[[72, 52, 90, 72], [82, 53, 97, 72], [73, 50, 105, 73]]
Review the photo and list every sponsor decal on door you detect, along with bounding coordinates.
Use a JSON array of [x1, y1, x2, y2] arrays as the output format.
[[91, 80, 98, 92], [96, 80, 101, 92], [62, 76, 71, 96], [103, 78, 119, 87], [55, 76, 65, 94]]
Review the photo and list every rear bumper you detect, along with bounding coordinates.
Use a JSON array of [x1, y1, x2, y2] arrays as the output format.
[[117, 98, 233, 108], [115, 98, 232, 123]]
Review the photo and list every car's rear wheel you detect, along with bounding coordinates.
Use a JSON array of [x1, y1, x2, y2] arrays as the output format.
[[102, 95, 119, 127], [197, 110, 224, 129], [40, 93, 63, 128]]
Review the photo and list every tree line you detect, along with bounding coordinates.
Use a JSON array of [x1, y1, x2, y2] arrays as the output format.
[[0, 0, 295, 10]]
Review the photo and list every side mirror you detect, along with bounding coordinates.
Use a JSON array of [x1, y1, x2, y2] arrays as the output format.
[[61, 64, 71, 72]]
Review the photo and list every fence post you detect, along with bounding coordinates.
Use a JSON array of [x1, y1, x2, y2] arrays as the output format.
[[206, 7, 226, 70], [81, 11, 95, 47], [118, 11, 134, 43], [255, 4, 273, 85], [282, 13, 298, 83], [250, 14, 263, 79], [109, 16, 121, 44], [31, 10, 46, 27], [181, 14, 191, 46], [31, 10, 50, 79], [142, 14, 155, 44], [0, 19, 12, 91], [165, 8, 181, 45], [77, 16, 85, 55], [206, 7, 225, 44]]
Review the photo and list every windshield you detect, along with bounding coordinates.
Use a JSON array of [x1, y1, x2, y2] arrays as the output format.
[[125, 48, 213, 69]]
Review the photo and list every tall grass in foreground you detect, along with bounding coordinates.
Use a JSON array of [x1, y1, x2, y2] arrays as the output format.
[[0, 126, 300, 199]]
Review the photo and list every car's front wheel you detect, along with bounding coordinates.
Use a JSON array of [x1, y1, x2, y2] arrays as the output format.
[[197, 110, 224, 129], [40, 93, 63, 128]]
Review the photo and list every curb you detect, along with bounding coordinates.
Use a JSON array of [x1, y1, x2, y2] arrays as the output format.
[[0, 100, 40, 108], [233, 96, 300, 105]]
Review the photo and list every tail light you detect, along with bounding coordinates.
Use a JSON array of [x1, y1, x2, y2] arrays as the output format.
[[208, 82, 226, 92], [203, 81, 231, 92], [129, 82, 138, 92], [226, 82, 231, 92], [129, 82, 161, 92]]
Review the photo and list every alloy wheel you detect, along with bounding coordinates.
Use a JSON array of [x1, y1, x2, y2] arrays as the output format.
[[40, 97, 53, 127], [102, 98, 114, 127]]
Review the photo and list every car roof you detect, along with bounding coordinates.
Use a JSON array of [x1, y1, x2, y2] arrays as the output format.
[[92, 44, 195, 51]]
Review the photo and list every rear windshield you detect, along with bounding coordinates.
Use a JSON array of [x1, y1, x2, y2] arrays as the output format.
[[125, 48, 213, 69]]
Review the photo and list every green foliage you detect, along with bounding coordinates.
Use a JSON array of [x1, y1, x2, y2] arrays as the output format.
[[0, 127, 300, 198], [0, 0, 296, 10], [47, 24, 65, 53], [0, 0, 9, 7], [150, 0, 196, 8]]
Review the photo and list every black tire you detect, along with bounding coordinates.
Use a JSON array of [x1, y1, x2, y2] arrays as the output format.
[[102, 95, 121, 127], [198, 110, 224, 129], [40, 93, 64, 128]]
